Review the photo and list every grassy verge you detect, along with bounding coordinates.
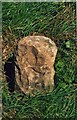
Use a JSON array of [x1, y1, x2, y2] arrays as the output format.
[[2, 2, 76, 119]]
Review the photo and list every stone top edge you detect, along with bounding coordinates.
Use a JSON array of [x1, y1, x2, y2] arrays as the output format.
[[19, 36, 57, 46]]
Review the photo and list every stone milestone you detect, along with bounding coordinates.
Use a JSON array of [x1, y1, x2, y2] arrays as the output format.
[[15, 36, 57, 95]]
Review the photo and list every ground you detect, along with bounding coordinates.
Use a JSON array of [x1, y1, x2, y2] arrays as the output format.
[[2, 2, 76, 119]]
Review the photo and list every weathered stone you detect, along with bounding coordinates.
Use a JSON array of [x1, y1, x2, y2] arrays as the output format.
[[15, 36, 57, 95]]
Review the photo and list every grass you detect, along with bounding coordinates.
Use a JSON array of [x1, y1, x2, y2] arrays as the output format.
[[2, 83, 76, 119], [2, 2, 76, 119]]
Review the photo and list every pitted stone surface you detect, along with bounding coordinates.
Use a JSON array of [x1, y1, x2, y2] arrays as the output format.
[[16, 36, 57, 94]]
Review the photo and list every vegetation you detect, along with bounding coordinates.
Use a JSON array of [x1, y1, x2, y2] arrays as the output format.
[[2, 2, 76, 119]]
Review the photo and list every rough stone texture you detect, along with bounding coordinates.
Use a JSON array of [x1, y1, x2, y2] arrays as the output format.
[[15, 36, 57, 95]]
